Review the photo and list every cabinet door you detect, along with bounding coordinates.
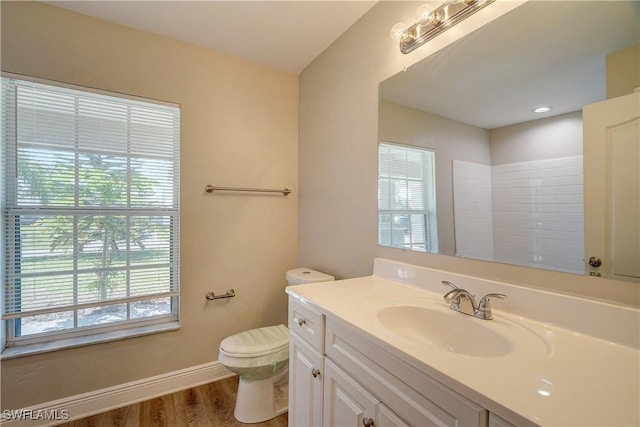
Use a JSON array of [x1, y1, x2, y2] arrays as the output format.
[[377, 403, 410, 427], [290, 332, 324, 427], [323, 359, 377, 427]]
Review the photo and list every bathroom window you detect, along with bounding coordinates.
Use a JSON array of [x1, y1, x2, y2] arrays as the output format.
[[378, 142, 438, 253], [1, 75, 180, 352]]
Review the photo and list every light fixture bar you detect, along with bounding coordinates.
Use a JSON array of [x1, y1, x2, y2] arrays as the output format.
[[400, 0, 495, 54]]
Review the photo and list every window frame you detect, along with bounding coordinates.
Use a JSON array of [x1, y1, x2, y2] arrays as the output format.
[[1, 73, 181, 355]]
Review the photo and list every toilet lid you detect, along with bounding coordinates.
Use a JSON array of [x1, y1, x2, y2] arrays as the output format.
[[219, 324, 289, 358]]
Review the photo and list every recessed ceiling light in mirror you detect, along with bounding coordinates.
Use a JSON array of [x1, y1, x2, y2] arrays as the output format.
[[533, 106, 552, 113]]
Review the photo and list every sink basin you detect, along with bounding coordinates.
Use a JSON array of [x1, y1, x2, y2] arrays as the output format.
[[377, 305, 512, 357]]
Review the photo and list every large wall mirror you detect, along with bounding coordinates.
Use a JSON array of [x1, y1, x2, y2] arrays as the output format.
[[378, 1, 639, 282]]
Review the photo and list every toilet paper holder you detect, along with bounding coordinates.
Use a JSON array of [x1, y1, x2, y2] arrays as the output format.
[[205, 289, 236, 300]]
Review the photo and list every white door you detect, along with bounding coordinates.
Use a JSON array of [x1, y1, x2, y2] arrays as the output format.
[[290, 332, 324, 427], [583, 92, 640, 281], [322, 359, 377, 427]]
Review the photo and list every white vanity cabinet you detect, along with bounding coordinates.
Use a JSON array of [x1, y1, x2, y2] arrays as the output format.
[[289, 297, 325, 427], [287, 259, 640, 427], [325, 317, 486, 427], [289, 332, 324, 427], [288, 296, 488, 427]]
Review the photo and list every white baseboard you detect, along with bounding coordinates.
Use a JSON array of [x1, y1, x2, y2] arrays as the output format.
[[1, 361, 235, 426]]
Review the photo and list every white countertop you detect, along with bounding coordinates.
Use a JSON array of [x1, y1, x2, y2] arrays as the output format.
[[286, 260, 640, 427]]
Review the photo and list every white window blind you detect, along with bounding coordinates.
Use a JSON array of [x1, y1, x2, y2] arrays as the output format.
[[378, 142, 438, 253], [1, 75, 180, 344]]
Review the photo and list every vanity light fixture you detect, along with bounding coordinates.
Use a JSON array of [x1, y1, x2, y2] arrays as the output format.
[[393, 0, 495, 54], [416, 4, 444, 27], [533, 106, 552, 113]]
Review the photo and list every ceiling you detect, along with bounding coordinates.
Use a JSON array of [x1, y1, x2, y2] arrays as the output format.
[[46, 1, 377, 74], [380, 1, 640, 129]]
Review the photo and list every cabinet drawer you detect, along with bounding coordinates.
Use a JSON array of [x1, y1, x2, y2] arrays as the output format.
[[326, 318, 487, 427], [289, 296, 324, 352]]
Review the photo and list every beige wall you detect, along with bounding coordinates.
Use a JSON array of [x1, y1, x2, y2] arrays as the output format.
[[1, 1, 298, 409], [378, 100, 490, 255], [490, 111, 583, 165], [298, 1, 639, 306], [606, 44, 640, 99]]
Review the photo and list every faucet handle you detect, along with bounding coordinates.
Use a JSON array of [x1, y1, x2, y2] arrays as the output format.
[[480, 293, 506, 302], [476, 293, 506, 320], [441, 281, 459, 304], [441, 281, 457, 290]]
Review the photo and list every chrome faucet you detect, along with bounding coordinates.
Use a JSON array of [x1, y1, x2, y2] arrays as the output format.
[[442, 282, 476, 315], [441, 281, 506, 320]]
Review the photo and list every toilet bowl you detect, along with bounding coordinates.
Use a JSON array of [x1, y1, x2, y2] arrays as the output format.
[[218, 268, 334, 423], [218, 325, 290, 423]]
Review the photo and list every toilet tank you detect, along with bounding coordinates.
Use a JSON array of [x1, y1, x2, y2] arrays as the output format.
[[286, 268, 334, 286]]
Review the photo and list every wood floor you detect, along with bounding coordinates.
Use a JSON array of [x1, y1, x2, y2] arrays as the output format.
[[54, 376, 288, 427]]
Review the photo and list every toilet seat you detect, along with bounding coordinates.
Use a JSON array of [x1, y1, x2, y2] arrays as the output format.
[[219, 324, 289, 369]]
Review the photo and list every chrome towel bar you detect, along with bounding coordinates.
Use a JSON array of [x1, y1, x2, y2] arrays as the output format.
[[206, 289, 236, 300], [204, 185, 291, 196]]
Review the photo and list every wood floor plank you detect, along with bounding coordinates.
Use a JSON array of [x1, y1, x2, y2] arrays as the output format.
[[177, 386, 208, 426], [109, 405, 139, 427], [203, 378, 241, 426], [140, 393, 179, 427], [53, 376, 288, 427], [55, 403, 139, 427]]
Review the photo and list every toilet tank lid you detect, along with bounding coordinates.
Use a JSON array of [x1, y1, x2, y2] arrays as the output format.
[[286, 268, 335, 285]]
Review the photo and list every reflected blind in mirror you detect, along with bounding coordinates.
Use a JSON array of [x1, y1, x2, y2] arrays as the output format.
[[378, 142, 438, 253]]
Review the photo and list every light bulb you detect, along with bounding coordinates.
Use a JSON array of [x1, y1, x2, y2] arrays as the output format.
[[390, 22, 408, 41], [416, 4, 432, 24]]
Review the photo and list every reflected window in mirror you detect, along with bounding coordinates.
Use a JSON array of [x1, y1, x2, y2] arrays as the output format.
[[378, 142, 438, 253]]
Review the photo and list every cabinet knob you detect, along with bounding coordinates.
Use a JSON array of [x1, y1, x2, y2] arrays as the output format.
[[588, 256, 602, 268], [362, 417, 374, 427], [296, 317, 306, 327], [311, 368, 320, 378]]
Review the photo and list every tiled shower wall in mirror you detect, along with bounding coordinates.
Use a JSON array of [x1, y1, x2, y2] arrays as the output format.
[[453, 156, 584, 274]]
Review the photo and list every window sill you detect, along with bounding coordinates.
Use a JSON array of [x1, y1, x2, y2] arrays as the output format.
[[0, 322, 179, 360]]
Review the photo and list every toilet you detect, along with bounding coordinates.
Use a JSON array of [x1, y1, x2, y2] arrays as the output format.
[[218, 268, 335, 423]]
